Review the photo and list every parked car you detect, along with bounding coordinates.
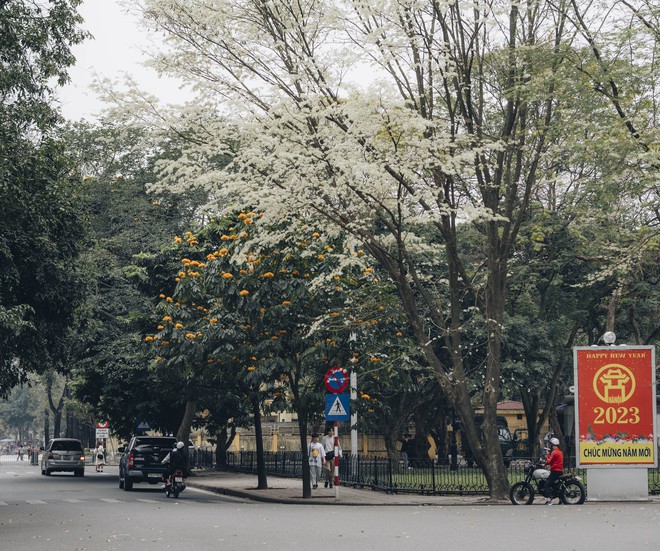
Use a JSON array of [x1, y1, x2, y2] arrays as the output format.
[[40, 438, 86, 477], [118, 436, 177, 490]]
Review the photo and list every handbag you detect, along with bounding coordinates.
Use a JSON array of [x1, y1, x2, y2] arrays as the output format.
[[325, 450, 334, 460]]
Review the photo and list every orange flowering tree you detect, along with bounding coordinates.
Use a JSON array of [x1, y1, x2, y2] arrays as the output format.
[[148, 212, 386, 496]]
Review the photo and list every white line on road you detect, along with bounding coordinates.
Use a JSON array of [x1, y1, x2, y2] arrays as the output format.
[[99, 498, 122, 503], [136, 499, 159, 503], [25, 500, 47, 504], [62, 498, 84, 503]]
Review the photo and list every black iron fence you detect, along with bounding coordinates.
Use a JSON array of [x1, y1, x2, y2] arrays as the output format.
[[222, 451, 660, 496]]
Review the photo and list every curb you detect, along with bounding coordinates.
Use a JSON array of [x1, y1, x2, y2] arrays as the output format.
[[188, 481, 509, 506]]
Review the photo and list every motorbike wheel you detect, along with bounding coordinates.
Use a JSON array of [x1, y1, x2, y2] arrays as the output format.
[[509, 481, 535, 505], [173, 486, 180, 499], [560, 479, 586, 505]]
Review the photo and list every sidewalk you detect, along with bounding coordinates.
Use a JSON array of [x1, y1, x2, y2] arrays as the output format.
[[187, 469, 510, 506], [187, 469, 660, 506]]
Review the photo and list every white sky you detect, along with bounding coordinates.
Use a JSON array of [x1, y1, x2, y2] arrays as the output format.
[[57, 1, 186, 121]]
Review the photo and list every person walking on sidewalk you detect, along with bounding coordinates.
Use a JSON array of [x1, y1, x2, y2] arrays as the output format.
[[307, 433, 325, 489], [95, 443, 105, 472], [321, 427, 341, 488]]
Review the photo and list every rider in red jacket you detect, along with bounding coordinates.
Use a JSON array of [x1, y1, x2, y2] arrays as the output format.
[[544, 437, 564, 505]]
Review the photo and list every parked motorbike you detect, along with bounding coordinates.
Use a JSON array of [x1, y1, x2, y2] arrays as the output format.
[[165, 469, 186, 498], [510, 460, 586, 505]]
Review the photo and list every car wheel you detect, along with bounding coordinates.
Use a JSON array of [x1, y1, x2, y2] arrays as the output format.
[[75, 469, 85, 477], [123, 477, 133, 491], [45, 469, 51, 476], [119, 476, 124, 489]]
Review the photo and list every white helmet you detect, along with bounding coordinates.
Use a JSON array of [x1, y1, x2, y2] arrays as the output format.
[[550, 437, 560, 446], [176, 441, 185, 449]]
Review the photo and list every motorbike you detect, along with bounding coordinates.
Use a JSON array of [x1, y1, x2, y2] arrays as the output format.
[[509, 460, 586, 505], [165, 469, 186, 498]]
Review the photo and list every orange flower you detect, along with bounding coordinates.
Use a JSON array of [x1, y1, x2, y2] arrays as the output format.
[[239, 290, 250, 296], [223, 272, 234, 279], [261, 272, 275, 278]]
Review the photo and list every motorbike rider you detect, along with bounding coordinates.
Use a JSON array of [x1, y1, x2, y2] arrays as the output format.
[[162, 441, 189, 486], [544, 437, 564, 505]]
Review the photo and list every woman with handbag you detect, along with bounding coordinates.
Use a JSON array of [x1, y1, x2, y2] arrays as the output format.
[[95, 443, 105, 472]]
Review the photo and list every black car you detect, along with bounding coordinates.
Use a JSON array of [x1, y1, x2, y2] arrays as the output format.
[[118, 436, 177, 490]]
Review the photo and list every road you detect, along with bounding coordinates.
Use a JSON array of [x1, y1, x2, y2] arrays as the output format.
[[1, 459, 659, 551]]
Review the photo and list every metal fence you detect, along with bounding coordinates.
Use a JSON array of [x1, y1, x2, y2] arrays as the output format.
[[223, 451, 660, 496]]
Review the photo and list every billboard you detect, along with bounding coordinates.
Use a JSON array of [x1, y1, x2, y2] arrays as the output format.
[[574, 346, 656, 467]]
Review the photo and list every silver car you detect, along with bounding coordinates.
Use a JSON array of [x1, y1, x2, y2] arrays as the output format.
[[40, 438, 86, 477]]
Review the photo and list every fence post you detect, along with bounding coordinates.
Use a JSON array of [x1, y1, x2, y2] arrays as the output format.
[[431, 458, 436, 493], [387, 455, 393, 491]]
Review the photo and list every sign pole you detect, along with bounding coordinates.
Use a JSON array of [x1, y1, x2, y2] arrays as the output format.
[[350, 371, 358, 457], [334, 421, 339, 499]]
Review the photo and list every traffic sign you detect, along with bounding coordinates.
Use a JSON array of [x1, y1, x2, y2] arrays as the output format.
[[95, 428, 109, 439], [325, 393, 350, 421], [96, 421, 109, 429], [136, 419, 151, 432], [324, 367, 349, 393]]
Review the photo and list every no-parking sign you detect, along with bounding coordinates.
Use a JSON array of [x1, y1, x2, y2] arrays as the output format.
[[324, 367, 349, 394]]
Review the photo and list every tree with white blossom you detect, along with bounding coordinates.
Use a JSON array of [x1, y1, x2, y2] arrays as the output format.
[[118, 0, 660, 498]]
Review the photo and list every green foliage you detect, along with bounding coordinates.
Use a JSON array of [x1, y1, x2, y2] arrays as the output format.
[[63, 121, 208, 438]]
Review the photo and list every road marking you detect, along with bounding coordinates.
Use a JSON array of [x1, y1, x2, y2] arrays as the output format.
[[62, 498, 84, 503], [99, 498, 122, 503], [0, 502, 7, 506], [136, 499, 159, 503], [26, 500, 47, 504]]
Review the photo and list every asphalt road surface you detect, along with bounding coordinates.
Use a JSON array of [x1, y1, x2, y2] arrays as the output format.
[[1, 460, 658, 551]]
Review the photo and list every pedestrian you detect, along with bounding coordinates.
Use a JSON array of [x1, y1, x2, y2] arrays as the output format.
[[95, 443, 105, 472], [321, 427, 341, 488], [400, 434, 414, 469], [17, 443, 25, 461], [544, 437, 564, 505], [307, 433, 325, 489]]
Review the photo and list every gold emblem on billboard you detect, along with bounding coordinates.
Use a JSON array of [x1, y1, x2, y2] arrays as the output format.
[[592, 364, 636, 404]]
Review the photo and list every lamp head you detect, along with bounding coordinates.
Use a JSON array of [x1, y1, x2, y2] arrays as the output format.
[[602, 331, 616, 345]]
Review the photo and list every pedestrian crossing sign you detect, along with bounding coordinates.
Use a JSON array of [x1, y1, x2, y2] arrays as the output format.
[[325, 393, 350, 421]]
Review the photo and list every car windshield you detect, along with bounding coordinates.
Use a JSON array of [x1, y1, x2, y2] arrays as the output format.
[[134, 438, 176, 451], [50, 440, 83, 451]]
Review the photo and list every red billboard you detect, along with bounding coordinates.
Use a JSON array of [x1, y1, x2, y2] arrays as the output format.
[[574, 346, 656, 467]]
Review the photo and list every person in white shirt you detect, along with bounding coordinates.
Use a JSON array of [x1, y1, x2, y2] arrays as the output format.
[[321, 427, 341, 488], [307, 433, 325, 489], [95, 443, 105, 472]]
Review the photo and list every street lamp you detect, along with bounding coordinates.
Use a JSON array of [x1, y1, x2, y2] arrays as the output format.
[[602, 331, 616, 345]]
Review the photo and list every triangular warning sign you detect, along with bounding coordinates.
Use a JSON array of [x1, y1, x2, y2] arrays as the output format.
[[330, 396, 348, 416]]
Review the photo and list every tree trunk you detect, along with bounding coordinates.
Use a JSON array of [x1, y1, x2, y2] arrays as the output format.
[[252, 396, 268, 490], [297, 415, 311, 498], [43, 408, 49, 446], [176, 398, 197, 443], [214, 426, 236, 470]]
